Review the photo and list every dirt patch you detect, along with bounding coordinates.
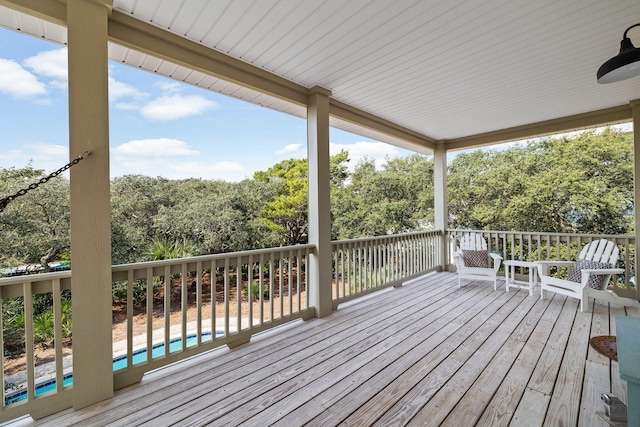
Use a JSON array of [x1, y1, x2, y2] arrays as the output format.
[[3, 273, 306, 377]]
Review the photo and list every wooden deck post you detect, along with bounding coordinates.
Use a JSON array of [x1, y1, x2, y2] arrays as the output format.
[[307, 86, 333, 317], [67, 0, 114, 409], [632, 99, 640, 301], [433, 141, 449, 270]]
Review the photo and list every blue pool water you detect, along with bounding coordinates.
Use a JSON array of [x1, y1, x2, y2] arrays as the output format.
[[5, 332, 218, 405]]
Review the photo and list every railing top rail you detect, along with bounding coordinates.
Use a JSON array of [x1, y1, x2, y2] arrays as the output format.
[[111, 243, 316, 272], [332, 229, 442, 246], [0, 244, 316, 285], [446, 229, 635, 240], [0, 270, 71, 287]]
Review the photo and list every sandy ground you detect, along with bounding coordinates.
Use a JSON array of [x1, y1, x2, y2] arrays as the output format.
[[3, 284, 306, 380]]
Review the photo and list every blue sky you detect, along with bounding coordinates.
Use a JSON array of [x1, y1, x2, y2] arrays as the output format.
[[0, 27, 414, 182]]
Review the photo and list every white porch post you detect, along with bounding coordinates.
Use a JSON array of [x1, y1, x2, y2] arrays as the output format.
[[67, 0, 113, 409], [632, 100, 640, 300], [433, 141, 449, 270], [307, 86, 333, 317]]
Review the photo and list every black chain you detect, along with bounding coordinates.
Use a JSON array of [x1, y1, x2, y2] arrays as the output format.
[[0, 151, 92, 213]]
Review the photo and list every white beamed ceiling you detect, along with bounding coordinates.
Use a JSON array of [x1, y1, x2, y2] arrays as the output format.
[[1, 0, 640, 152]]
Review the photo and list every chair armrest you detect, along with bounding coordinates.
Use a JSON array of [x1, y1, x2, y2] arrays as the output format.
[[580, 268, 624, 276], [452, 251, 463, 269], [580, 268, 625, 289], [536, 261, 575, 267], [488, 253, 502, 272], [536, 260, 575, 276]]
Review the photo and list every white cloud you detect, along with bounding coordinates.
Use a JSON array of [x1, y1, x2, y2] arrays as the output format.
[[114, 101, 141, 111], [612, 122, 633, 132], [275, 143, 305, 157], [0, 58, 47, 98], [23, 48, 68, 81], [111, 139, 247, 181], [175, 160, 247, 181], [109, 77, 147, 103], [140, 94, 219, 120], [330, 141, 401, 170], [156, 81, 181, 94], [271, 140, 405, 170], [113, 138, 199, 157], [553, 122, 633, 139], [0, 142, 68, 174]]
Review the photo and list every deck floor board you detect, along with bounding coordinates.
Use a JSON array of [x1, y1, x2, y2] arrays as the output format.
[[6, 271, 636, 427]]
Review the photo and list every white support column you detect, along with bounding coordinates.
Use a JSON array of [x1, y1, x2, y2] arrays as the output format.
[[67, 0, 113, 409], [632, 100, 640, 301], [307, 86, 333, 317], [433, 141, 448, 270]]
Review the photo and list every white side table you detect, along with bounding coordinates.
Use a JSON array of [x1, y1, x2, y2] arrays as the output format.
[[503, 260, 539, 296]]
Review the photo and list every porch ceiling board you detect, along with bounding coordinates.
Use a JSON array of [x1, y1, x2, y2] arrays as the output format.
[[1, 0, 640, 151], [107, 0, 640, 145]]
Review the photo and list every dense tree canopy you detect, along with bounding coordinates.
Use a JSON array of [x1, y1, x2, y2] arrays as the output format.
[[0, 129, 634, 271], [447, 129, 633, 234], [255, 151, 350, 245], [110, 176, 279, 264], [0, 166, 70, 270], [332, 154, 434, 238]]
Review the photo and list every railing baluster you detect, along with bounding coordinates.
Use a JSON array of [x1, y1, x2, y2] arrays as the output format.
[[163, 265, 171, 358], [196, 261, 203, 345], [236, 256, 242, 333], [52, 278, 63, 393], [278, 252, 284, 319], [224, 258, 230, 337], [335, 244, 340, 298], [259, 253, 264, 326], [340, 244, 345, 298], [304, 247, 309, 310], [288, 253, 293, 316], [296, 248, 302, 312], [146, 267, 153, 363], [269, 252, 275, 323], [181, 263, 188, 351], [127, 270, 134, 367], [348, 243, 351, 295], [247, 255, 253, 328], [23, 281, 35, 402]]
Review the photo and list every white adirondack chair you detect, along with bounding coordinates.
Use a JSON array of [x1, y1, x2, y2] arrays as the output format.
[[453, 233, 502, 289], [537, 239, 639, 312]]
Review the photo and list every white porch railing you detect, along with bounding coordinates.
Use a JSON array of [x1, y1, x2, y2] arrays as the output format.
[[3, 228, 635, 422], [0, 272, 73, 421], [0, 244, 315, 422], [331, 230, 443, 305], [447, 229, 637, 299], [109, 244, 315, 390]]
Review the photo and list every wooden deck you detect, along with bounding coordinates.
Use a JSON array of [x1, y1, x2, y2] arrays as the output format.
[[8, 272, 639, 426]]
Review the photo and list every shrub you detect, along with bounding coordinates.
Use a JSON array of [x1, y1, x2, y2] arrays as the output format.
[[243, 280, 269, 300]]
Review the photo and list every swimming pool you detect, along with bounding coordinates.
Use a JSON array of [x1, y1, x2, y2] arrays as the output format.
[[5, 332, 219, 405]]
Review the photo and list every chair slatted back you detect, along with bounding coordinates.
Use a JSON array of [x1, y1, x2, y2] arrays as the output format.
[[459, 233, 488, 251], [578, 239, 619, 266]]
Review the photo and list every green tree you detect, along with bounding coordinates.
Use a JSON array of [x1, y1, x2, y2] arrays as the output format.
[[448, 129, 633, 234], [332, 154, 434, 239], [110, 175, 179, 264], [152, 178, 279, 254], [255, 151, 350, 245], [0, 165, 70, 270]]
